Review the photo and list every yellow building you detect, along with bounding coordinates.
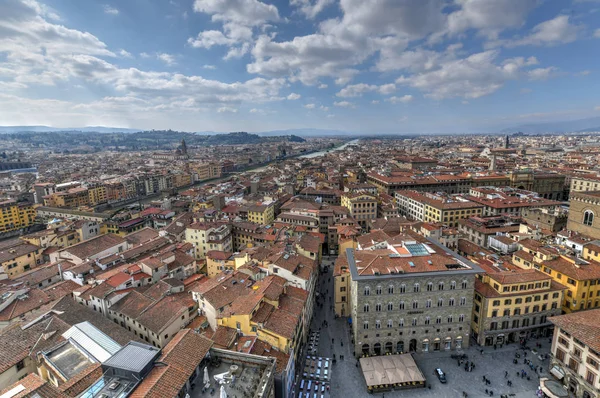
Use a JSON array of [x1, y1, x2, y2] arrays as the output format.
[[216, 275, 306, 356], [185, 223, 233, 260], [341, 192, 377, 226], [395, 190, 483, 227], [20, 228, 81, 250], [192, 162, 221, 181], [471, 267, 565, 346], [44, 188, 90, 208], [173, 173, 192, 188], [512, 240, 600, 313], [247, 203, 275, 226], [0, 200, 35, 234], [87, 185, 107, 206], [206, 251, 251, 278], [333, 255, 351, 317], [0, 240, 42, 278]]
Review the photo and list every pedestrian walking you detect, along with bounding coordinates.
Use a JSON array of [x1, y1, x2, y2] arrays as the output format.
[[505, 371, 508, 378]]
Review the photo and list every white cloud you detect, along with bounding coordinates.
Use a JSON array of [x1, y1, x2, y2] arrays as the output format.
[[595, 106, 600, 111], [319, 105, 329, 111], [188, 30, 237, 48], [447, 0, 537, 39], [326, 114, 335, 118], [157, 53, 176, 66], [336, 83, 396, 98], [0, 0, 290, 127], [247, 0, 446, 85], [528, 67, 558, 80], [193, 0, 279, 26], [371, 100, 380, 104], [576, 70, 591, 76], [291, 0, 334, 19], [140, 52, 151, 58], [203, 64, 217, 70], [386, 95, 413, 104], [103, 4, 119, 15], [304, 103, 316, 109], [118, 49, 133, 58], [493, 15, 581, 47], [217, 106, 238, 113], [594, 28, 600, 38], [318, 84, 328, 89], [396, 50, 533, 100], [333, 101, 354, 108], [287, 93, 301, 100]]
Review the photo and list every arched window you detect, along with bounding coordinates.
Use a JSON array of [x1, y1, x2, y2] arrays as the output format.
[[400, 284, 406, 293], [388, 302, 394, 311], [364, 286, 371, 296], [375, 303, 382, 312], [584, 210, 594, 226], [399, 301, 405, 310], [388, 285, 394, 294], [376, 285, 382, 295], [364, 304, 370, 312]]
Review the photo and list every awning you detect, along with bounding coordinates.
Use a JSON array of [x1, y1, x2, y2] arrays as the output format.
[[540, 378, 568, 398], [550, 366, 565, 380]]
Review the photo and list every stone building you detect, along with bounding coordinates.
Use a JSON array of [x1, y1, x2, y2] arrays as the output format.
[[345, 235, 481, 357], [567, 191, 600, 239], [522, 207, 569, 233]]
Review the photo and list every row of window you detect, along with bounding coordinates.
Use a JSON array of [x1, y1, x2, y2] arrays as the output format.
[[489, 316, 547, 330], [491, 293, 559, 306], [494, 281, 551, 292], [362, 314, 467, 329], [363, 297, 468, 312], [364, 280, 468, 295], [489, 302, 558, 317]]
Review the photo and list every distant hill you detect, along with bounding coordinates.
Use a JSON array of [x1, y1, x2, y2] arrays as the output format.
[[0, 130, 305, 152], [501, 116, 600, 134], [195, 128, 351, 137], [0, 125, 141, 133]]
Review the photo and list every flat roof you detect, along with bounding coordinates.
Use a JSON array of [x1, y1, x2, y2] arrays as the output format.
[[346, 238, 483, 280], [102, 341, 160, 373], [359, 354, 425, 387]]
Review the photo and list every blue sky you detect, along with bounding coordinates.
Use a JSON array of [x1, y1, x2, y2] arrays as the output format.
[[0, 0, 599, 134]]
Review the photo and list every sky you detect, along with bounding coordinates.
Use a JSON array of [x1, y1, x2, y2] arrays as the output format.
[[0, 0, 599, 134]]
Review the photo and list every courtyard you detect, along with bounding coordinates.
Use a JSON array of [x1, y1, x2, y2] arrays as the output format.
[[300, 258, 555, 398]]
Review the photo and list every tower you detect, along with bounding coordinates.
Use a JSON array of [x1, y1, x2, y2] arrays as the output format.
[[489, 154, 497, 171], [180, 139, 188, 156], [504, 135, 509, 149]]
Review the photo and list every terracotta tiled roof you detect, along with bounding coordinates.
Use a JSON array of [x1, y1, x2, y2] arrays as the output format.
[[549, 309, 600, 353], [59, 363, 102, 396], [0, 373, 69, 398]]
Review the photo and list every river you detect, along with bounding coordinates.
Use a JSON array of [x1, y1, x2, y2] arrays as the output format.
[[298, 139, 360, 158]]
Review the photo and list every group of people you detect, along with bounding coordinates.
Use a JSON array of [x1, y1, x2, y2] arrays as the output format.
[[458, 359, 475, 372]]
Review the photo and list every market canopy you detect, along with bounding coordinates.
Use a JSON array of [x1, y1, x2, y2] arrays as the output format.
[[359, 354, 426, 387]]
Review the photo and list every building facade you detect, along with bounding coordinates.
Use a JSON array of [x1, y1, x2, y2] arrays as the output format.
[[471, 269, 565, 346], [346, 238, 480, 357], [549, 309, 600, 398]]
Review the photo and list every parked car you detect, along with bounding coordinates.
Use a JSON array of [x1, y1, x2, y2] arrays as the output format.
[[435, 368, 447, 383]]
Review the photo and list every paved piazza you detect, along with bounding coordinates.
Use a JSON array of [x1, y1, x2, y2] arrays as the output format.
[[299, 258, 554, 398]]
